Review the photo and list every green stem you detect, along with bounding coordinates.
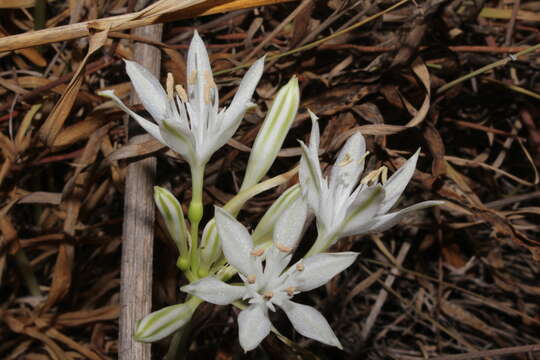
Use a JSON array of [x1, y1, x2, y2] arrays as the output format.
[[14, 249, 42, 297], [188, 164, 204, 276]]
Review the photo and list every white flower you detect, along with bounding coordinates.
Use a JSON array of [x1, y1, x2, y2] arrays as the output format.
[[99, 31, 264, 168], [181, 203, 357, 352], [300, 112, 444, 254]]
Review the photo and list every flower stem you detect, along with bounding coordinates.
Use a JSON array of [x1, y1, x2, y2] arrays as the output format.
[[188, 164, 204, 276]]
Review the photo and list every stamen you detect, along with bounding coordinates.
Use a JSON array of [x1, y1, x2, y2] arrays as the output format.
[[276, 243, 292, 253], [166, 73, 174, 100], [286, 287, 296, 296], [337, 153, 353, 167], [296, 263, 305, 271], [263, 291, 274, 300], [380, 166, 388, 184], [250, 248, 265, 257], [357, 151, 370, 164], [361, 166, 388, 185], [175, 85, 188, 103], [247, 275, 256, 284], [188, 70, 197, 85]]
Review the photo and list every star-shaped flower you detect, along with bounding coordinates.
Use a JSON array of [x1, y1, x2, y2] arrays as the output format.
[[181, 202, 358, 352], [300, 112, 444, 255], [100, 31, 264, 169]]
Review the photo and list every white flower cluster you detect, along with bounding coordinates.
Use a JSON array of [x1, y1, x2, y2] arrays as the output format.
[[101, 32, 442, 353]]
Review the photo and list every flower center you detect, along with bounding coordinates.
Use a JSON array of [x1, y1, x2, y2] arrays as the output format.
[[361, 166, 388, 185]]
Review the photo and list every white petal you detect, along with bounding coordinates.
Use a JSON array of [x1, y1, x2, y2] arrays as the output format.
[[380, 149, 420, 213], [180, 277, 245, 305], [289, 252, 358, 292], [364, 200, 444, 233], [134, 298, 199, 342], [238, 304, 271, 352], [160, 118, 196, 166], [252, 185, 301, 244], [279, 300, 342, 349], [187, 30, 214, 116], [240, 75, 299, 190], [329, 132, 366, 194], [299, 141, 323, 210], [99, 90, 166, 144], [223, 56, 265, 130], [214, 207, 255, 276], [307, 110, 320, 155], [273, 196, 307, 251], [124, 60, 170, 124], [341, 185, 385, 237]]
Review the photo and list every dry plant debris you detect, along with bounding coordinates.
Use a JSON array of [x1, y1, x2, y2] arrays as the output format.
[[1, 0, 539, 359]]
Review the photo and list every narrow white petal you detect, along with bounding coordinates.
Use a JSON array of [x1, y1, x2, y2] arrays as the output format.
[[154, 186, 190, 256], [160, 118, 196, 166], [380, 149, 420, 213], [307, 110, 320, 155], [279, 300, 342, 349], [238, 304, 272, 352], [299, 141, 323, 210], [289, 252, 358, 292], [364, 200, 444, 233], [329, 132, 366, 194], [187, 30, 214, 116], [134, 299, 199, 342], [223, 56, 265, 131], [240, 75, 299, 190], [180, 277, 245, 305], [214, 207, 256, 276], [124, 60, 170, 123], [273, 196, 307, 251], [252, 185, 301, 244], [341, 185, 385, 237], [99, 90, 166, 144]]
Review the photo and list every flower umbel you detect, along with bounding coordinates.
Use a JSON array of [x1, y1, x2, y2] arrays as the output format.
[[99, 31, 264, 169], [181, 203, 358, 352], [300, 112, 444, 255]]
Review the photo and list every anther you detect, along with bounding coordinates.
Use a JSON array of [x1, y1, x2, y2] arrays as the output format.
[[276, 243, 292, 253], [296, 263, 305, 271], [247, 275, 256, 284], [286, 287, 296, 296], [188, 70, 197, 85], [166, 73, 174, 100], [250, 248, 265, 257], [263, 291, 274, 300], [337, 153, 352, 167], [175, 85, 188, 103]]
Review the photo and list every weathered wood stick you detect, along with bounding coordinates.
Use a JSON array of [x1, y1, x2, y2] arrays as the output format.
[[119, 4, 163, 359]]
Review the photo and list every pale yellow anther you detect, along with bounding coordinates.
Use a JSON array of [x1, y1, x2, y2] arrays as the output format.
[[380, 166, 388, 184], [188, 70, 197, 85], [296, 263, 305, 271], [250, 248, 265, 257], [337, 153, 353, 167], [175, 85, 188, 103], [166, 73, 174, 100], [263, 291, 274, 300], [286, 287, 296, 296], [276, 243, 292, 253], [358, 151, 370, 164], [361, 166, 388, 185], [247, 274, 256, 284]]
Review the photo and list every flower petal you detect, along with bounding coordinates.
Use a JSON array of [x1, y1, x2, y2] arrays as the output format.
[[240, 75, 299, 190], [364, 200, 444, 233], [223, 56, 265, 131], [288, 252, 358, 292], [181, 277, 245, 305], [380, 149, 420, 213], [124, 60, 170, 124], [273, 196, 307, 251], [187, 30, 214, 117], [329, 131, 366, 194], [340, 185, 385, 237], [279, 300, 342, 349], [99, 90, 166, 144], [160, 118, 195, 165], [238, 304, 271, 352], [134, 297, 199, 342], [214, 206, 255, 276]]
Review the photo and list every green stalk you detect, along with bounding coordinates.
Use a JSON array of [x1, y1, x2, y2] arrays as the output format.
[[188, 164, 204, 276]]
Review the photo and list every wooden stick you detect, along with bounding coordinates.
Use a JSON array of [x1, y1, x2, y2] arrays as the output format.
[[119, 4, 163, 359], [0, 0, 294, 52]]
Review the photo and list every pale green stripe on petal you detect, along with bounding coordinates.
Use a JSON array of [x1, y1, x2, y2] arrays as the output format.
[[154, 186, 190, 257]]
